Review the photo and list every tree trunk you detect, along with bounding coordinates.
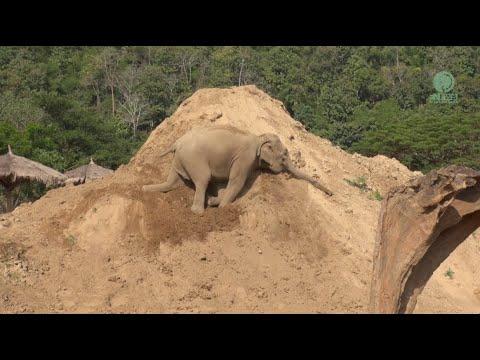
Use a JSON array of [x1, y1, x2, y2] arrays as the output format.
[[110, 84, 115, 115], [396, 47, 402, 84], [4, 187, 15, 213], [238, 59, 245, 86]]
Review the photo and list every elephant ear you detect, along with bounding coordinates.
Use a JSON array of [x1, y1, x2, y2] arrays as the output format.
[[256, 134, 274, 157]]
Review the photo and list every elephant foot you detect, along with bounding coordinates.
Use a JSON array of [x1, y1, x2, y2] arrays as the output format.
[[208, 196, 220, 207], [142, 184, 156, 192], [191, 205, 205, 215], [207, 189, 225, 207]]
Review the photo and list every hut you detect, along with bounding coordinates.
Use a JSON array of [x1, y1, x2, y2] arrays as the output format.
[[64, 158, 113, 184], [0, 145, 66, 212]]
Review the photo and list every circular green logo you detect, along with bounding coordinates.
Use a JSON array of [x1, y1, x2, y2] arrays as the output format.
[[433, 71, 455, 93]]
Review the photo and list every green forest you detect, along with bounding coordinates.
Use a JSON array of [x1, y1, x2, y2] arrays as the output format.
[[1, 46, 479, 206]]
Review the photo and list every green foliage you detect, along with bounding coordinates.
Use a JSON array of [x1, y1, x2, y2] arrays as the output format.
[[65, 235, 77, 247], [345, 177, 383, 200], [444, 268, 455, 279], [369, 190, 384, 201], [351, 105, 480, 171], [344, 176, 368, 192]]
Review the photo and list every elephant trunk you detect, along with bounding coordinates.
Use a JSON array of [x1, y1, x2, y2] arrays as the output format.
[[285, 159, 333, 196]]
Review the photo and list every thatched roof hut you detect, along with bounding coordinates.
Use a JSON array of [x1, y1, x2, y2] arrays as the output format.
[[0, 145, 66, 189], [0, 145, 67, 212], [64, 158, 113, 184]]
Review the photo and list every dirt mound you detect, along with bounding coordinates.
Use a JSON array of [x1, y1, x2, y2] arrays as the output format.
[[1, 85, 478, 313], [55, 183, 242, 251]]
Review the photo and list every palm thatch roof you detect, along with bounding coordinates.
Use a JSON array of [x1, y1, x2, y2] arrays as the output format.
[[64, 158, 113, 183], [0, 145, 67, 190]]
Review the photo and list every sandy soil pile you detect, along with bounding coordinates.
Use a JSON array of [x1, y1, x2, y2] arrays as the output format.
[[1, 85, 479, 313]]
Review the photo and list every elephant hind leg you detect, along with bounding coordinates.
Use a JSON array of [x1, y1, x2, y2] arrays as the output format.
[[191, 184, 208, 214], [191, 176, 211, 214], [142, 167, 182, 193], [189, 169, 212, 215]]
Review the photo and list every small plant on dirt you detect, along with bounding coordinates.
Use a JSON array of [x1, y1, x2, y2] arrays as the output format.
[[369, 190, 384, 201], [444, 268, 454, 279], [65, 235, 77, 247], [345, 176, 368, 192]]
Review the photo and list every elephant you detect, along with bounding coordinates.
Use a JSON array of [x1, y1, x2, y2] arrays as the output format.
[[142, 125, 333, 214]]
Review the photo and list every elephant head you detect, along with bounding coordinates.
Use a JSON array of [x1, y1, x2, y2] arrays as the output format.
[[257, 133, 333, 196], [257, 133, 288, 173]]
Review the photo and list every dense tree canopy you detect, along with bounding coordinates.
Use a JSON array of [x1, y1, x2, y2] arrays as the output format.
[[0, 46, 479, 209]]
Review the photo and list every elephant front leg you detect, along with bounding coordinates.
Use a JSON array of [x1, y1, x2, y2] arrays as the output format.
[[218, 174, 248, 208]]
